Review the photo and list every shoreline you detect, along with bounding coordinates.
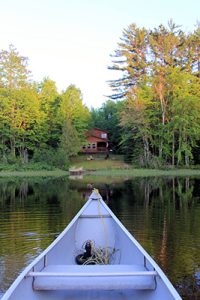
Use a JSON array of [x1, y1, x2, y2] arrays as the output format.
[[1, 168, 200, 178]]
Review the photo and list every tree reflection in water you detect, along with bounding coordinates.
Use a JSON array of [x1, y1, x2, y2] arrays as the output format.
[[0, 176, 199, 300]]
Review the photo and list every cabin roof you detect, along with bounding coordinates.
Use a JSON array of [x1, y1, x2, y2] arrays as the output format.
[[86, 128, 108, 139]]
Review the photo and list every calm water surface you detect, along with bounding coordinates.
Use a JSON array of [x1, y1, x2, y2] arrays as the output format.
[[0, 176, 200, 299]]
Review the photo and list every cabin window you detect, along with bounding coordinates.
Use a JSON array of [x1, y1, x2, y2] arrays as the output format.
[[92, 143, 96, 148], [87, 144, 91, 149], [82, 145, 86, 149], [101, 133, 107, 139]]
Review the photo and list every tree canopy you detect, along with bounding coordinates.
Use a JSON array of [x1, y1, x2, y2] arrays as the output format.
[[0, 46, 90, 167], [0, 21, 199, 169], [109, 21, 200, 166]]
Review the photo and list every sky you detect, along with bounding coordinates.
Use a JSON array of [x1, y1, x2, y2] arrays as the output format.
[[0, 0, 199, 108]]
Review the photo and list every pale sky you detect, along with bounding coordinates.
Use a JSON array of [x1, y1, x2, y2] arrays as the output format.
[[0, 0, 199, 108]]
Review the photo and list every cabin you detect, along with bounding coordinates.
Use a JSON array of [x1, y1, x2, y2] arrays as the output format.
[[81, 128, 109, 154]]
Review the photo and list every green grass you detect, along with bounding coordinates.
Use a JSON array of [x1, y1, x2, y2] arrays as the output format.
[[91, 168, 200, 177], [1, 168, 199, 178], [0, 170, 68, 177], [69, 159, 127, 171], [69, 157, 200, 177], [1, 155, 200, 177]]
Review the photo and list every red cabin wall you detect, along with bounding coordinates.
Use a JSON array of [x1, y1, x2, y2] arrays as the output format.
[[81, 129, 108, 154]]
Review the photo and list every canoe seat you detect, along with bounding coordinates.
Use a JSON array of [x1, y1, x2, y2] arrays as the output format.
[[29, 264, 157, 291]]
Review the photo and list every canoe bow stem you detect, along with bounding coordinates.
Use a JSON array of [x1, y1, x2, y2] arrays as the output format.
[[75, 189, 110, 265], [97, 195, 109, 264], [92, 188, 109, 264]]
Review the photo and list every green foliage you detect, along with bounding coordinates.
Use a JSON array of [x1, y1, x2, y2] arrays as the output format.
[[0, 44, 31, 89], [0, 162, 56, 172], [60, 85, 91, 140], [90, 100, 124, 153], [37, 78, 62, 148], [0, 22, 199, 172], [33, 147, 69, 170], [109, 21, 200, 166], [60, 118, 82, 159], [0, 47, 92, 170]]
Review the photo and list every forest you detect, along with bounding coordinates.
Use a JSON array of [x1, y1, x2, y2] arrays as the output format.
[[0, 21, 199, 169]]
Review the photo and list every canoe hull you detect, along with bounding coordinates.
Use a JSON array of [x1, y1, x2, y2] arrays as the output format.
[[2, 191, 182, 300]]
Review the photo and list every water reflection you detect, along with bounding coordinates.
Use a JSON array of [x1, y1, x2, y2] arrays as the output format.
[[0, 176, 199, 299]]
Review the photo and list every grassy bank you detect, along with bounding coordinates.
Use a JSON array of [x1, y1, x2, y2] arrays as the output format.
[[0, 170, 68, 177], [69, 159, 128, 171], [69, 157, 200, 177], [1, 168, 200, 178], [1, 155, 200, 177], [89, 168, 200, 177]]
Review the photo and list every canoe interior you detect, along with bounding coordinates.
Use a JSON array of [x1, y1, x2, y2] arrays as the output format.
[[2, 193, 181, 300]]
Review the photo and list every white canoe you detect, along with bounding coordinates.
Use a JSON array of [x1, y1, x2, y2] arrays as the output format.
[[2, 190, 182, 300]]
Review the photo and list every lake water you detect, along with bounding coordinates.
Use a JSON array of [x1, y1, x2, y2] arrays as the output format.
[[0, 175, 199, 299]]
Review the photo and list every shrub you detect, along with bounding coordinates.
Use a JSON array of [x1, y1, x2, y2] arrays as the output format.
[[32, 147, 69, 170]]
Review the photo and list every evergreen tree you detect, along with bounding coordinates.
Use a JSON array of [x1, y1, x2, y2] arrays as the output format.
[[109, 24, 148, 99], [60, 118, 82, 161], [109, 21, 200, 166]]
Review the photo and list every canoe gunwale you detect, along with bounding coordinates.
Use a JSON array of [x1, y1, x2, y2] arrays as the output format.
[[1, 192, 182, 300], [1, 198, 94, 300], [97, 198, 182, 300]]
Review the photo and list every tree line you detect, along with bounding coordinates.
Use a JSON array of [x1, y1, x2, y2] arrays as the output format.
[[0, 20, 199, 168], [92, 21, 200, 167], [106, 20, 200, 167], [0, 45, 90, 168]]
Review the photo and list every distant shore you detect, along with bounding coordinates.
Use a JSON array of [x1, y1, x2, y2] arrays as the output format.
[[0, 170, 68, 177], [1, 168, 200, 178], [1, 155, 200, 177]]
